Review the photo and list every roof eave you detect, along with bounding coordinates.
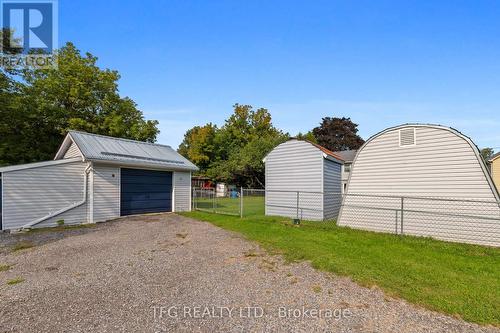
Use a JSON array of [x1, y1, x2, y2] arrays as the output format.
[[323, 153, 344, 164], [0, 157, 83, 173], [88, 158, 199, 172]]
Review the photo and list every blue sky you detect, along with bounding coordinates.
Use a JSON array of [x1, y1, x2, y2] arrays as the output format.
[[60, 0, 500, 150]]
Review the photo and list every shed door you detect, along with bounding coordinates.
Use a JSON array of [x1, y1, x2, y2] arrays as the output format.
[[120, 169, 173, 216]]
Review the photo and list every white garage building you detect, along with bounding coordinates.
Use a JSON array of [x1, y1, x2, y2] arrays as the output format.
[[264, 139, 344, 221], [338, 124, 500, 247], [0, 131, 198, 231]]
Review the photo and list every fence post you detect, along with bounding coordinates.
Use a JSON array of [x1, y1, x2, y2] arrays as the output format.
[[192, 188, 196, 211], [213, 189, 216, 213], [400, 197, 404, 235], [395, 210, 399, 234], [296, 191, 300, 220], [240, 187, 243, 218]]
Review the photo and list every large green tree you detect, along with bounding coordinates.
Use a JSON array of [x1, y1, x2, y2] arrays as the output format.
[[178, 123, 217, 171], [0, 42, 159, 166], [178, 104, 288, 187], [312, 117, 364, 151]]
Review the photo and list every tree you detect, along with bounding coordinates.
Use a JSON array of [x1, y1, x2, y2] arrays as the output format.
[[296, 131, 317, 143], [178, 123, 217, 172], [480, 148, 494, 163], [312, 117, 364, 151], [0, 42, 159, 166], [179, 104, 289, 187]]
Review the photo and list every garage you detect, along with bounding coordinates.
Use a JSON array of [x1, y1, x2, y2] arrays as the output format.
[[0, 131, 198, 231], [120, 168, 173, 216]]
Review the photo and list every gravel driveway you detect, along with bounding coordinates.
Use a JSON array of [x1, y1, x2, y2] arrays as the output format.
[[0, 214, 497, 333]]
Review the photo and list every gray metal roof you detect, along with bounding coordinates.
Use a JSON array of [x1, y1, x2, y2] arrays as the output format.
[[58, 131, 198, 171], [333, 150, 357, 163]]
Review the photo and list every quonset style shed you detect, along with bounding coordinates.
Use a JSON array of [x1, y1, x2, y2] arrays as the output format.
[[338, 124, 500, 247], [0, 131, 198, 231], [264, 139, 344, 221]]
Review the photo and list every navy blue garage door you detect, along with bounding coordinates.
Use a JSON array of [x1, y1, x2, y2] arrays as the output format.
[[120, 168, 173, 216]]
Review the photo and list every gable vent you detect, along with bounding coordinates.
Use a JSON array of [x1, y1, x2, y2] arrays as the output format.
[[399, 128, 416, 147]]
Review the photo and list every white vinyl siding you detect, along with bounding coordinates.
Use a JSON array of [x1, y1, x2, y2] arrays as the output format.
[[92, 164, 120, 222], [265, 140, 342, 221], [347, 128, 494, 198], [339, 125, 500, 247], [173, 171, 191, 212], [63, 141, 82, 159], [323, 159, 342, 220], [1, 161, 194, 230], [2, 161, 89, 229]]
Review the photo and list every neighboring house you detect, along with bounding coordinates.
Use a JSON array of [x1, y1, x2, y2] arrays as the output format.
[[263, 138, 344, 221], [333, 150, 357, 193], [338, 124, 500, 247], [0, 131, 198, 231], [490, 152, 500, 192]]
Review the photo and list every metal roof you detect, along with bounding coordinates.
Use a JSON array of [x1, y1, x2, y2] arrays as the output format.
[[333, 150, 358, 163], [0, 157, 82, 173], [57, 131, 199, 171]]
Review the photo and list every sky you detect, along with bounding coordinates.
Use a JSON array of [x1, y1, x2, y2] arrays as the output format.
[[59, 0, 500, 150]]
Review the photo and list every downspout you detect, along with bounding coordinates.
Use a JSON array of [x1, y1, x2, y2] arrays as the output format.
[[22, 162, 93, 230]]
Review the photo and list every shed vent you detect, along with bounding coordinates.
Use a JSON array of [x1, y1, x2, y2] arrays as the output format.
[[399, 128, 416, 146]]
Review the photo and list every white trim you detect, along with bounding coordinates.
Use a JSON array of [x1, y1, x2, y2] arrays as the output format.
[[86, 159, 197, 172], [490, 154, 500, 163], [54, 134, 85, 161], [0, 157, 82, 173], [118, 167, 122, 216], [189, 171, 192, 212], [172, 172, 176, 212], [321, 154, 325, 220], [88, 162, 94, 224]]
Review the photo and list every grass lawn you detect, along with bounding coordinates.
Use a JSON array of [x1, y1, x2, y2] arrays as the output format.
[[181, 211, 500, 326]]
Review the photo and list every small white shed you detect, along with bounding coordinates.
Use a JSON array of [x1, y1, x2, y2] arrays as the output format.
[[338, 124, 500, 247], [264, 139, 344, 221], [0, 131, 198, 231]]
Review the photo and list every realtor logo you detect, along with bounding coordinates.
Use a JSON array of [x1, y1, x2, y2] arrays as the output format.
[[0, 0, 57, 68]]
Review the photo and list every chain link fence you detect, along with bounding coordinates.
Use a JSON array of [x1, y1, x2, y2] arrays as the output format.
[[193, 188, 338, 221], [339, 193, 500, 247], [192, 188, 266, 217], [192, 188, 500, 246]]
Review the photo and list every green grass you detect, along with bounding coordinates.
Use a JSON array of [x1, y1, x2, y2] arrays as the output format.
[[28, 223, 96, 233], [6, 277, 25, 285], [181, 211, 500, 326], [194, 195, 265, 217], [11, 241, 34, 252], [0, 264, 12, 272]]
